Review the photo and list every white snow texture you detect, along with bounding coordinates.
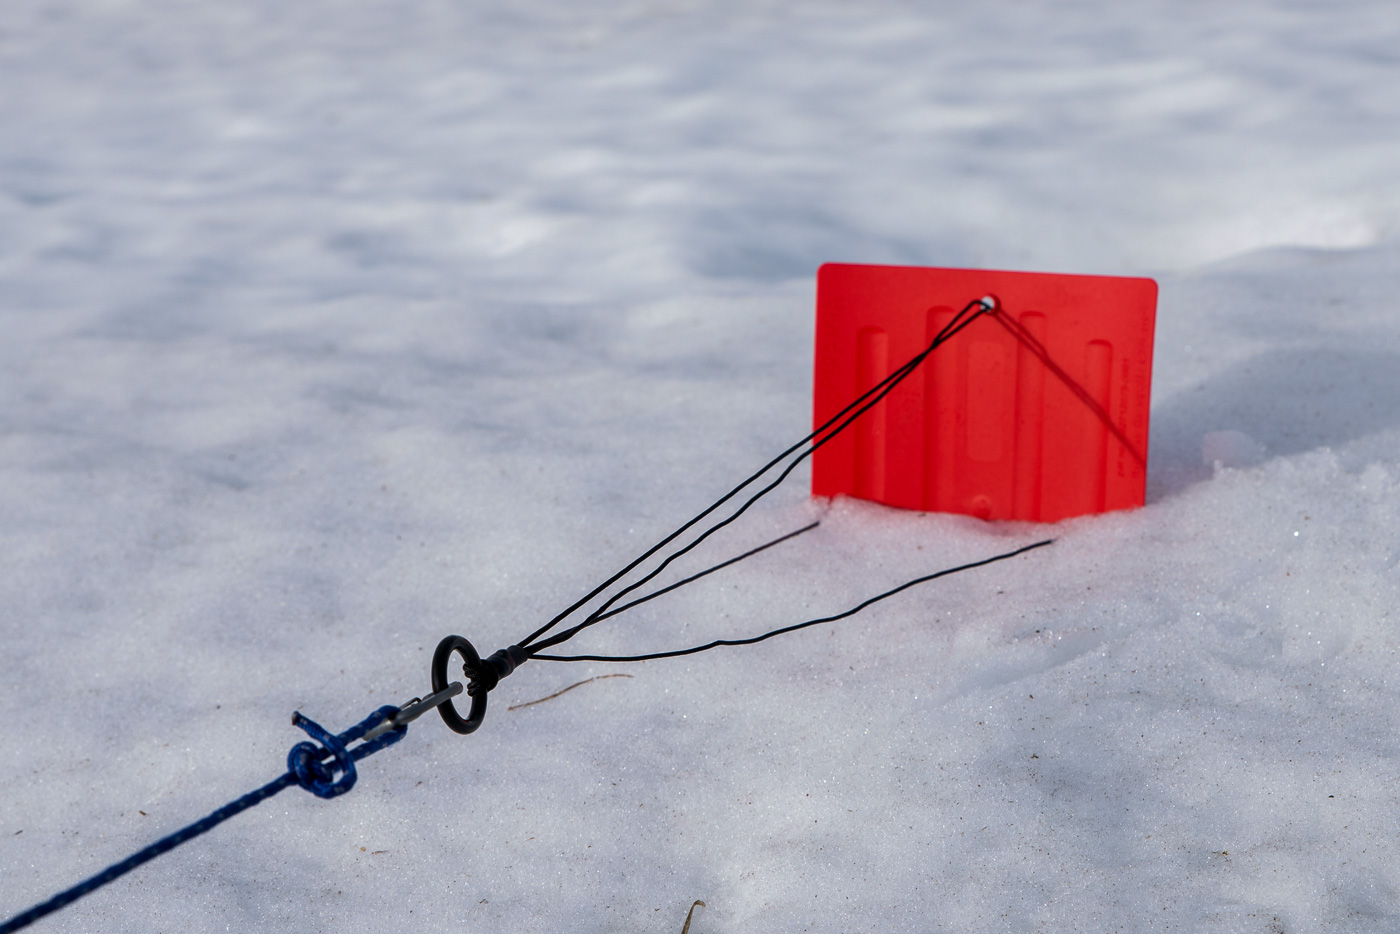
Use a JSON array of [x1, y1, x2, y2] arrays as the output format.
[[4, 2, 1400, 932]]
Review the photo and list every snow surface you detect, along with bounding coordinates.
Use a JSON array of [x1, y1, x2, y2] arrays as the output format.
[[4, 1, 1400, 932]]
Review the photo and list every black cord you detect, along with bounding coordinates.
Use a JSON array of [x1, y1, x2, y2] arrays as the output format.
[[571, 299, 991, 629], [530, 539, 1054, 662], [520, 298, 994, 655], [587, 520, 821, 624]]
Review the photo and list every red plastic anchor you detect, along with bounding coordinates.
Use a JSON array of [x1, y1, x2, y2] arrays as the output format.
[[811, 263, 1157, 523]]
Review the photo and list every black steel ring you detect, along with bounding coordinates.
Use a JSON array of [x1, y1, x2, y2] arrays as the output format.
[[432, 635, 488, 734]]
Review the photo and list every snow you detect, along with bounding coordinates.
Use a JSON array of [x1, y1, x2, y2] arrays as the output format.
[[4, 1, 1400, 931]]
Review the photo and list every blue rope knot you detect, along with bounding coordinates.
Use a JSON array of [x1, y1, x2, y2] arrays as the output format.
[[287, 705, 406, 799], [1, 702, 418, 933]]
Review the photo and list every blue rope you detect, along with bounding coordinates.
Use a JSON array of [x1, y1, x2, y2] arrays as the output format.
[[0, 705, 407, 934]]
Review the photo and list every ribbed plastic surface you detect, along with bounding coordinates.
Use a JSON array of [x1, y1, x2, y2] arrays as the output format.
[[812, 263, 1157, 523]]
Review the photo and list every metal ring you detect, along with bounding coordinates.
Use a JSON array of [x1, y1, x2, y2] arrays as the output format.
[[432, 635, 489, 734]]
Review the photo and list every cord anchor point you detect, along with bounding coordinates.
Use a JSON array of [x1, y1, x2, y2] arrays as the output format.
[[430, 636, 527, 734]]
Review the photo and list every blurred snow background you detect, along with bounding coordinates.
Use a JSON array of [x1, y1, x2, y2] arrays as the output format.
[[4, 1, 1400, 931]]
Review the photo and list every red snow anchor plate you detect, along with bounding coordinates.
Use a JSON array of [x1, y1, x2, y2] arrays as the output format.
[[811, 263, 1158, 523]]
